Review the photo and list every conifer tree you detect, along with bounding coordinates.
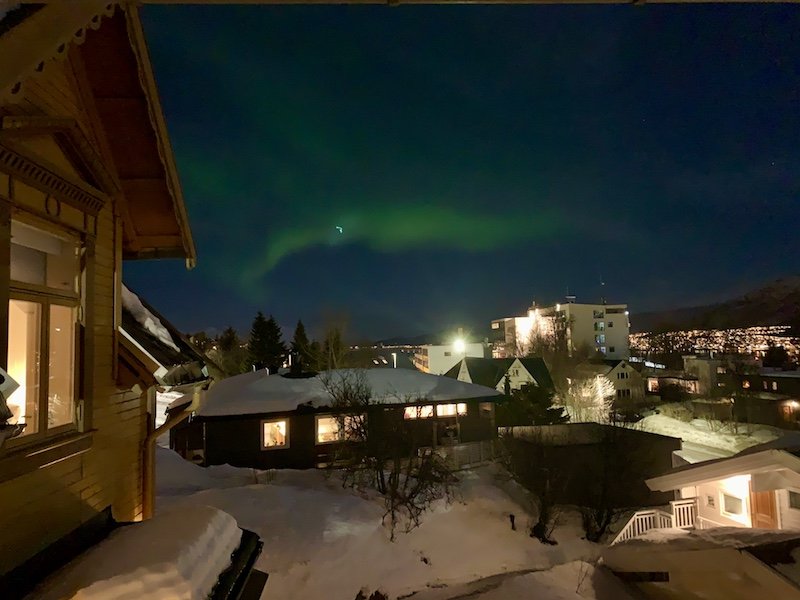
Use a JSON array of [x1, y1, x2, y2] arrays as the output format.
[[291, 320, 313, 371], [247, 312, 270, 370]]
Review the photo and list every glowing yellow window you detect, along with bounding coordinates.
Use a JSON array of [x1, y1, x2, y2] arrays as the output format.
[[262, 419, 288, 448]]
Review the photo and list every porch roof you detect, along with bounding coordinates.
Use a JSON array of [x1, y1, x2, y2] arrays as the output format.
[[646, 446, 800, 492]]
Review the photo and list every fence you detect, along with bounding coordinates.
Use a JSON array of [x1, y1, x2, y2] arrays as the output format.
[[437, 440, 496, 470]]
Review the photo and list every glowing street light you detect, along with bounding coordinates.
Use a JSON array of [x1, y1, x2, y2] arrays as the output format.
[[453, 338, 466, 354]]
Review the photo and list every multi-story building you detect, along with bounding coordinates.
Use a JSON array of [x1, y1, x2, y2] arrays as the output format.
[[413, 341, 490, 375], [492, 297, 630, 360]]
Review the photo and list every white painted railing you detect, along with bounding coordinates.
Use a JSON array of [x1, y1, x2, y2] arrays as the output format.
[[671, 498, 697, 529], [696, 515, 726, 530], [611, 498, 699, 545]]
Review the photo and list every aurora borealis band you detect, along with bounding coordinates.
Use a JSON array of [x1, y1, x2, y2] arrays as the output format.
[[124, 5, 800, 339]]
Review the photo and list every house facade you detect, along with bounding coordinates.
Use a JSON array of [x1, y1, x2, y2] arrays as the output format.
[[171, 369, 501, 470], [444, 356, 554, 394], [574, 359, 645, 408], [0, 3, 199, 592]]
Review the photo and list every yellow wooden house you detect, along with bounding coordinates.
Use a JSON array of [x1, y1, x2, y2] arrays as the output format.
[[0, 1, 198, 593]]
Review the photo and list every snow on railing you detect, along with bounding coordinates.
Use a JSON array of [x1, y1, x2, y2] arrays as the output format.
[[610, 498, 699, 545]]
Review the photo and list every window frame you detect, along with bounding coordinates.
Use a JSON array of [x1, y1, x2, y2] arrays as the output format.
[[5, 215, 83, 450], [720, 492, 744, 517], [789, 490, 800, 511], [260, 418, 289, 450]]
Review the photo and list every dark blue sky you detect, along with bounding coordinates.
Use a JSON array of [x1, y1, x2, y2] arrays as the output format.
[[125, 4, 800, 341]]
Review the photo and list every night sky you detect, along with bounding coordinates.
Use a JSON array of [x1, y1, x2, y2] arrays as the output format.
[[124, 4, 800, 341]]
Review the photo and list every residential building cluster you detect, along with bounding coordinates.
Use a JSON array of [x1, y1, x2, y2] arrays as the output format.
[[630, 325, 799, 359]]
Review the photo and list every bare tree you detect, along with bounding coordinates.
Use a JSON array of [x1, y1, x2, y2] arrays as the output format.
[[559, 376, 614, 423], [320, 370, 455, 540]]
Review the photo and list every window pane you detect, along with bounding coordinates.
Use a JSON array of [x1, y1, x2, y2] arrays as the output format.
[[436, 404, 456, 417], [48, 305, 76, 429], [317, 416, 340, 444], [10, 221, 78, 292], [723, 494, 743, 515], [404, 405, 434, 419], [263, 420, 288, 448], [7, 300, 41, 436]]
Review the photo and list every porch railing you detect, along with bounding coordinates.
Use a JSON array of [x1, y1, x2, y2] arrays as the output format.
[[610, 497, 698, 545], [696, 515, 726, 530], [436, 440, 495, 470]]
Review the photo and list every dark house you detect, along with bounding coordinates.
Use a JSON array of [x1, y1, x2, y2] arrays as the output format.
[[171, 368, 502, 470]]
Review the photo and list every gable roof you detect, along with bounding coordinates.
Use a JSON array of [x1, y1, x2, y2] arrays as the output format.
[[516, 357, 555, 390], [443, 358, 512, 388], [0, 2, 196, 265]]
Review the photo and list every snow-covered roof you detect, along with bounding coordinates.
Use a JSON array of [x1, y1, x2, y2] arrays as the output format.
[[611, 527, 800, 552], [121, 284, 179, 351], [197, 369, 502, 418]]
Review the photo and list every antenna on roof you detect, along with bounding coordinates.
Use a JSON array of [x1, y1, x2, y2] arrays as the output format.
[[600, 274, 606, 305]]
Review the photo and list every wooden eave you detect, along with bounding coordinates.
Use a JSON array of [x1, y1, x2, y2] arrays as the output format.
[[118, 333, 160, 389], [0, 2, 197, 266]]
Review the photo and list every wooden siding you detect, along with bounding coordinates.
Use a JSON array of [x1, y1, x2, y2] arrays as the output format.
[[0, 49, 148, 576]]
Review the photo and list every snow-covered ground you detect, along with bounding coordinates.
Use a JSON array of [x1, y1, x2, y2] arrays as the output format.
[[156, 448, 636, 600], [639, 412, 785, 457]]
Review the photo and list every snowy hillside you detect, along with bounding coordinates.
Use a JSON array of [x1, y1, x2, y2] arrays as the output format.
[[156, 448, 636, 600]]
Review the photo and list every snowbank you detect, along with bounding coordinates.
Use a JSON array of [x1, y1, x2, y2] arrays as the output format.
[[156, 447, 259, 496], [33, 505, 241, 600], [639, 412, 784, 455], [198, 368, 501, 417], [121, 284, 180, 351]]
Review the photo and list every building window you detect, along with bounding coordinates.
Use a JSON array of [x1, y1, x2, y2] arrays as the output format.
[[444, 351, 452, 357], [404, 405, 434, 419], [789, 491, 800, 510], [647, 378, 660, 392], [593, 310, 605, 319], [316, 414, 363, 444], [706, 495, 715, 508], [717, 366, 727, 374], [7, 220, 80, 440], [616, 389, 631, 398], [262, 419, 288, 448], [436, 403, 467, 417], [479, 402, 493, 418], [772, 381, 778, 391], [608, 321, 614, 328], [609, 346, 615, 353], [721, 493, 744, 516], [763, 381, 768, 390], [742, 380, 750, 389], [600, 346, 607, 354]]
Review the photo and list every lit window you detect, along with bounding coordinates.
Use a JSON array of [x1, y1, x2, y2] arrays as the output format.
[[262, 419, 288, 448], [316, 415, 363, 444], [436, 403, 467, 417], [742, 380, 750, 389], [404, 405, 434, 419], [789, 491, 800, 510], [722, 493, 743, 516], [7, 220, 80, 439], [772, 381, 778, 391]]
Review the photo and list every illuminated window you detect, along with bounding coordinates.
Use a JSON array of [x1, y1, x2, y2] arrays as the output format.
[[7, 221, 80, 440], [647, 378, 660, 393], [404, 405, 434, 419], [742, 380, 750, 389], [262, 419, 288, 448], [436, 403, 467, 417], [316, 414, 363, 444], [772, 381, 778, 391], [721, 493, 743, 516]]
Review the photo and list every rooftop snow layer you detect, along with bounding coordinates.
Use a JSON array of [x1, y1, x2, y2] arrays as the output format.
[[121, 284, 180, 352], [614, 527, 800, 551], [32, 505, 241, 600], [197, 368, 502, 417]]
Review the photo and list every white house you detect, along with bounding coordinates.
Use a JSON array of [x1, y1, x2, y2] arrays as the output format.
[[574, 359, 644, 406], [612, 437, 800, 547]]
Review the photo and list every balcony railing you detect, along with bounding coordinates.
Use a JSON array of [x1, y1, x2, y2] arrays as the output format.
[[610, 498, 697, 545]]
